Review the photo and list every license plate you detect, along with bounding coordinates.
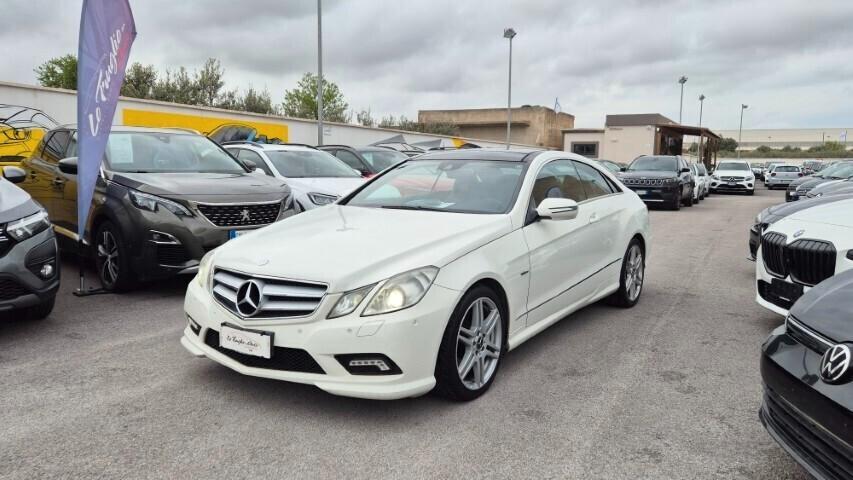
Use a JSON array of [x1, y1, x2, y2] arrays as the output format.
[[770, 279, 804, 304], [229, 229, 253, 240], [728, 182, 736, 186], [635, 190, 647, 196], [219, 324, 272, 359]]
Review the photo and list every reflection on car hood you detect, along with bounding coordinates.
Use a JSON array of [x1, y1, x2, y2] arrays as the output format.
[[108, 171, 289, 200], [791, 269, 853, 343], [213, 204, 512, 292], [787, 197, 853, 229], [618, 171, 677, 179], [283, 177, 365, 198], [0, 178, 40, 223], [763, 193, 853, 225]]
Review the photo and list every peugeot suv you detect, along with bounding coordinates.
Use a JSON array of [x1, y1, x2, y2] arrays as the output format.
[[19, 126, 293, 291], [0, 166, 59, 319], [618, 155, 694, 210]]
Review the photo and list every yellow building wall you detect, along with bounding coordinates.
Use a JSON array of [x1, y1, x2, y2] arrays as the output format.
[[0, 128, 46, 167], [122, 108, 288, 142]]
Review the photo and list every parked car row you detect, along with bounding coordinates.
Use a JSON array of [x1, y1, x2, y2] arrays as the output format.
[[785, 159, 853, 201]]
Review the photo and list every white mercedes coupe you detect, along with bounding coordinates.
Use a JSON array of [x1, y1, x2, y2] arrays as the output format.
[[181, 149, 651, 401]]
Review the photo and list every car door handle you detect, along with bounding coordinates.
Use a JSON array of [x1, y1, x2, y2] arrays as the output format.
[[52, 177, 66, 186], [29, 170, 37, 178]]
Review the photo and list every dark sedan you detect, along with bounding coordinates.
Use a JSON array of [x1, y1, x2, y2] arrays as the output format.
[[786, 160, 853, 201], [760, 268, 853, 480], [318, 145, 409, 177], [618, 155, 694, 210]]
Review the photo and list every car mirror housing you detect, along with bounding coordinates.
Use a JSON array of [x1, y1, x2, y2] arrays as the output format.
[[2, 166, 27, 184], [58, 157, 78, 175], [242, 159, 258, 171], [681, 167, 691, 173], [536, 197, 578, 221]]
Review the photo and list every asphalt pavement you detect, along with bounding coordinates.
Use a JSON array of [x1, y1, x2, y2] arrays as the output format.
[[0, 186, 809, 479]]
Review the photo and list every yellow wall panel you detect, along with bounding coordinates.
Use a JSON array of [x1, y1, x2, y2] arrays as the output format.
[[122, 108, 288, 142]]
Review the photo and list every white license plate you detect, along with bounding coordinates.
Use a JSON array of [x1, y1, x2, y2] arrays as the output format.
[[219, 324, 272, 359], [635, 190, 647, 196], [728, 182, 737, 186], [229, 229, 253, 240]]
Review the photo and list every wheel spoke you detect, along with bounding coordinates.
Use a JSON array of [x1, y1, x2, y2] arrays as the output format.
[[458, 350, 476, 379], [484, 342, 500, 359], [472, 299, 484, 329], [458, 327, 475, 346], [473, 354, 484, 387], [482, 310, 499, 336]]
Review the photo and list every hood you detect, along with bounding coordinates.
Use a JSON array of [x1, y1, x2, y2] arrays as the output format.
[[816, 180, 853, 196], [619, 171, 677, 179], [108, 171, 289, 201], [790, 269, 853, 343], [284, 177, 365, 198], [213, 205, 513, 292], [788, 175, 814, 188], [713, 169, 753, 177], [796, 177, 835, 190], [764, 193, 853, 225], [786, 197, 853, 229], [0, 178, 40, 223]]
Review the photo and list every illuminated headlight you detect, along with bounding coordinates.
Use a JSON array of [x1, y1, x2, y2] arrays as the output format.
[[6, 210, 50, 241], [327, 283, 376, 319], [362, 266, 439, 316], [129, 190, 192, 216], [196, 250, 216, 289], [307, 193, 338, 206]]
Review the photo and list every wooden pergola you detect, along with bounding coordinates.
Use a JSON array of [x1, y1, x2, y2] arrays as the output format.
[[655, 124, 722, 168]]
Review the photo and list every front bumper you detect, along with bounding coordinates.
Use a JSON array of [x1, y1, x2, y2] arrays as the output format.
[[755, 255, 807, 317], [624, 185, 680, 204], [181, 278, 460, 400], [760, 327, 853, 480], [0, 227, 60, 312], [710, 179, 754, 192]]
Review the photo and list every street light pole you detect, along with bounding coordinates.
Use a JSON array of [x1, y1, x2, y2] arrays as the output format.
[[738, 104, 748, 159], [697, 94, 705, 164], [316, 0, 324, 146], [678, 76, 688, 124], [504, 27, 516, 149]]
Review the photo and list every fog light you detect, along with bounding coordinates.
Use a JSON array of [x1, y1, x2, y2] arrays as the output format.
[[336, 354, 402, 375], [39, 262, 55, 278], [150, 230, 180, 244], [351, 359, 389, 371], [187, 315, 201, 335]]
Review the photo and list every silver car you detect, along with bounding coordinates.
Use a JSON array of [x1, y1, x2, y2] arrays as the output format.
[[765, 165, 802, 189]]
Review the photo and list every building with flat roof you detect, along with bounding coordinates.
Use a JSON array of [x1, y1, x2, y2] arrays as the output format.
[[418, 105, 574, 150]]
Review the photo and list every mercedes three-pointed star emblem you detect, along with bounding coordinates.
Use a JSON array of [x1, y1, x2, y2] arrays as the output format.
[[235, 279, 263, 317]]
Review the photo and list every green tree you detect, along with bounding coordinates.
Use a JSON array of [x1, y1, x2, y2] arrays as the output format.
[[215, 88, 241, 111], [379, 115, 460, 136], [242, 88, 274, 114], [34, 54, 77, 90], [121, 62, 157, 98], [196, 58, 225, 107], [755, 145, 772, 153], [822, 141, 846, 152], [282, 73, 349, 122], [719, 137, 738, 151], [356, 108, 375, 127]]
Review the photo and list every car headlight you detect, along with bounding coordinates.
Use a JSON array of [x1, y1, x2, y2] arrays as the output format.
[[6, 210, 51, 241], [196, 249, 216, 288], [129, 190, 193, 216], [307, 193, 338, 206], [327, 283, 376, 319], [746, 175, 755, 182], [362, 266, 438, 316], [712, 175, 720, 181]]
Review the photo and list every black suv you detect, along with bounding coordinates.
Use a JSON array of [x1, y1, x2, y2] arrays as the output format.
[[318, 145, 409, 177], [618, 155, 695, 210], [20, 126, 293, 291], [0, 166, 59, 318]]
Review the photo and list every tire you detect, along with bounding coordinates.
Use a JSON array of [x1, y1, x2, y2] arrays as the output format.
[[670, 196, 682, 210], [683, 188, 694, 207], [94, 221, 135, 292], [747, 189, 755, 196], [23, 296, 55, 320], [434, 286, 507, 401], [607, 240, 645, 308]]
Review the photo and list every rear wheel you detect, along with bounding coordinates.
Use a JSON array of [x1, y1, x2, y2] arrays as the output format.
[[434, 286, 506, 401], [608, 240, 645, 308]]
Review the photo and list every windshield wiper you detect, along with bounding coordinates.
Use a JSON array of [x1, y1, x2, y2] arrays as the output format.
[[380, 205, 446, 212]]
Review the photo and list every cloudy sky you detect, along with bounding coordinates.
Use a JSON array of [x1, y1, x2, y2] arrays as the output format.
[[2, 0, 852, 129]]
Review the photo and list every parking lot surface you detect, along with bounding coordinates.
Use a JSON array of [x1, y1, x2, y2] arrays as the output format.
[[0, 188, 808, 479]]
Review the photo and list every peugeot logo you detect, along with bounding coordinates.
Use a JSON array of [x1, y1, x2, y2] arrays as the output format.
[[235, 279, 263, 317], [240, 209, 251, 222], [793, 229, 805, 238], [820, 344, 852, 384]]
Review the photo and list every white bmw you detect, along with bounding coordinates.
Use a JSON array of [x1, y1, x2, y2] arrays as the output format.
[[181, 149, 651, 400]]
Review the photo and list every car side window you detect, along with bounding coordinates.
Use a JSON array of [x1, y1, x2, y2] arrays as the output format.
[[573, 161, 614, 199], [42, 130, 71, 164], [237, 149, 273, 176], [532, 160, 587, 206], [335, 150, 366, 171]]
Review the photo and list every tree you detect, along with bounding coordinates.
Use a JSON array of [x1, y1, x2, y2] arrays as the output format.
[[196, 58, 225, 107], [215, 88, 241, 111], [35, 54, 77, 90], [755, 145, 772, 153], [121, 62, 157, 98], [242, 88, 274, 114], [356, 108, 375, 127], [282, 73, 349, 122], [822, 141, 846, 152], [379, 115, 460, 136], [687, 142, 698, 153], [719, 137, 738, 151]]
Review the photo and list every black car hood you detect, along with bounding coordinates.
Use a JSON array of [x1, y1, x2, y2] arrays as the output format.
[[787, 175, 814, 189], [764, 193, 853, 225], [618, 171, 677, 179], [791, 269, 853, 343], [819, 180, 853, 196], [108, 171, 289, 199], [0, 178, 40, 223]]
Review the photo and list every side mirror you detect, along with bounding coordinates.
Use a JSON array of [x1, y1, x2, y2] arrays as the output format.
[[2, 166, 27, 184], [536, 197, 578, 221], [681, 167, 691, 173], [619, 166, 627, 172], [58, 157, 78, 175], [242, 159, 257, 171]]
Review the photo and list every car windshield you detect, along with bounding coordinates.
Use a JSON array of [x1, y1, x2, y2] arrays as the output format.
[[358, 149, 408, 171], [717, 162, 750, 171], [698, 165, 707, 175], [825, 163, 853, 179], [627, 156, 677, 172], [814, 162, 850, 178], [102, 133, 246, 173], [345, 159, 525, 214], [266, 150, 360, 178]]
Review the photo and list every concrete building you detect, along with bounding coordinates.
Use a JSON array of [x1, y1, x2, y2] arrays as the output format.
[[418, 105, 574, 149], [562, 113, 721, 165], [714, 127, 852, 151]]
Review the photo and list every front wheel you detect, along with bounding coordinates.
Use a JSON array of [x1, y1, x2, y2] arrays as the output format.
[[434, 286, 506, 401], [683, 188, 694, 207], [608, 240, 645, 308], [94, 221, 134, 292]]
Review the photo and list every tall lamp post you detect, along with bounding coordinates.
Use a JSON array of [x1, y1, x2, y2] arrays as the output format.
[[738, 104, 748, 159], [316, 0, 324, 146], [697, 94, 705, 164], [504, 27, 516, 149], [678, 76, 688, 124]]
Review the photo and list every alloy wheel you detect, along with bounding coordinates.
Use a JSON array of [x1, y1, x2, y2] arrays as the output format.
[[97, 230, 119, 286], [625, 245, 644, 302], [456, 297, 502, 390]]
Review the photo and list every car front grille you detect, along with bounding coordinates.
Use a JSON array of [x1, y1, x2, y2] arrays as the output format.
[[0, 277, 30, 301], [204, 329, 325, 374], [212, 268, 327, 319], [761, 232, 789, 278], [722, 176, 745, 182], [156, 244, 191, 266], [797, 185, 815, 195], [757, 280, 803, 310], [196, 201, 281, 228], [785, 316, 831, 355], [622, 178, 667, 186], [787, 240, 837, 286]]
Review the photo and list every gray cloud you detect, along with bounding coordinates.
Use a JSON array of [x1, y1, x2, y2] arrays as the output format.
[[1, 0, 851, 129]]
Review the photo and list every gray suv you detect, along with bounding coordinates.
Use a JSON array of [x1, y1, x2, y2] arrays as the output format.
[[20, 126, 293, 291], [0, 166, 59, 319]]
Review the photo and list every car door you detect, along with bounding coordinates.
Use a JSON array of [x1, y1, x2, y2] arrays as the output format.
[[54, 131, 79, 235], [522, 159, 601, 326], [334, 149, 371, 176], [21, 130, 70, 228], [572, 160, 624, 278]]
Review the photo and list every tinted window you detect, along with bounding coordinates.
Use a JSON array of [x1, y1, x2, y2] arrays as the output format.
[[359, 150, 408, 171], [717, 162, 751, 171], [104, 133, 246, 173], [42, 130, 71, 163], [334, 150, 366, 171], [573, 161, 614, 199], [266, 150, 360, 178], [532, 160, 586, 205], [775, 166, 799, 173], [237, 149, 273, 176], [627, 156, 677, 172], [571, 142, 598, 158]]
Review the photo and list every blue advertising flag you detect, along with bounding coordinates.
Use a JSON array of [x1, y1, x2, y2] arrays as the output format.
[[76, 0, 136, 239]]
